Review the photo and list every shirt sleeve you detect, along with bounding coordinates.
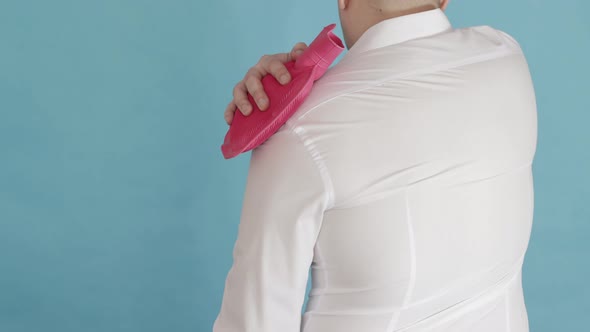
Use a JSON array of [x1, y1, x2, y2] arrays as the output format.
[[212, 125, 332, 332]]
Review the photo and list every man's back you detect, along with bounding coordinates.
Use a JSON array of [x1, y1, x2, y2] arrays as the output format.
[[213, 8, 537, 332], [287, 10, 537, 332]]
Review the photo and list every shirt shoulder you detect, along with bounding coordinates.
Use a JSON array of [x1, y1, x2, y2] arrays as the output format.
[[285, 24, 526, 130]]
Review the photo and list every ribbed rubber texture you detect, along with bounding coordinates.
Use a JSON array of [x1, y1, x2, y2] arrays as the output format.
[[221, 24, 344, 159], [221, 63, 314, 158]]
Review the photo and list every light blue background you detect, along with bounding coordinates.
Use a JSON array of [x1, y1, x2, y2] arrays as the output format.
[[1, 1, 588, 331]]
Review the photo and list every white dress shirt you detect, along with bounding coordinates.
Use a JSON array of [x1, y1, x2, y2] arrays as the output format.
[[213, 8, 537, 332]]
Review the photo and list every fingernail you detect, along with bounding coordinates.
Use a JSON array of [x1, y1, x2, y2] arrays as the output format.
[[296, 49, 304, 55], [280, 74, 290, 84], [258, 98, 268, 108]]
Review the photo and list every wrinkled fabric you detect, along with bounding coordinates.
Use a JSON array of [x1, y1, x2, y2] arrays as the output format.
[[213, 8, 537, 332]]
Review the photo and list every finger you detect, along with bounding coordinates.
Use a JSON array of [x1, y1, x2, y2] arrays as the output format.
[[244, 72, 269, 111], [224, 101, 236, 125], [255, 54, 272, 77], [233, 81, 252, 115], [267, 58, 292, 86], [256, 53, 291, 85], [273, 51, 293, 64], [223, 100, 236, 125], [290, 42, 308, 60]]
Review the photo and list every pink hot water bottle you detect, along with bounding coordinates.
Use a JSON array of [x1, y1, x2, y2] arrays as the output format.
[[221, 24, 345, 159]]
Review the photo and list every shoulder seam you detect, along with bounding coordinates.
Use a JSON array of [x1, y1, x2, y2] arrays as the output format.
[[284, 122, 335, 210]]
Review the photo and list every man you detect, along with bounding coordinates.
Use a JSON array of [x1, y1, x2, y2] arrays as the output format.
[[214, 0, 538, 331]]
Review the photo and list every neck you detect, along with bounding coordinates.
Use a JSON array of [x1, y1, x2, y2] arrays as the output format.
[[371, 4, 439, 25], [348, 5, 440, 49]]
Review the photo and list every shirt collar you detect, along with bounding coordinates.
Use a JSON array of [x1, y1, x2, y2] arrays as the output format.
[[343, 8, 452, 58]]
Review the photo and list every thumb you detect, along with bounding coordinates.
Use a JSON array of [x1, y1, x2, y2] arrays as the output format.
[[290, 42, 308, 61]]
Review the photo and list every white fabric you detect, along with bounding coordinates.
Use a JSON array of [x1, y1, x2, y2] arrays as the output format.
[[213, 8, 538, 332]]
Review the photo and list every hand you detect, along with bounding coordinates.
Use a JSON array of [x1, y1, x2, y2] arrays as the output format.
[[224, 42, 309, 125]]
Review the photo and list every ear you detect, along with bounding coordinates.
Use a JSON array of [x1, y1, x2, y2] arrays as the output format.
[[440, 0, 449, 11], [338, 0, 349, 10]]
